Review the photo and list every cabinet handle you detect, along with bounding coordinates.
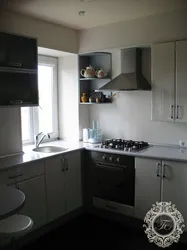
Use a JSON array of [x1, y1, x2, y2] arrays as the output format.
[[106, 204, 117, 211], [162, 163, 166, 179], [156, 163, 161, 177], [8, 62, 22, 67], [65, 157, 68, 171], [61, 158, 65, 172], [9, 172, 23, 179], [169, 105, 174, 120], [176, 105, 182, 120]]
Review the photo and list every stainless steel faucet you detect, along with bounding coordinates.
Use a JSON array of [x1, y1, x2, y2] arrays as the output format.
[[35, 132, 50, 148]]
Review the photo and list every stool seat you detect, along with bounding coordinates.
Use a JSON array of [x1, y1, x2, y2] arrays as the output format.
[[0, 214, 33, 237]]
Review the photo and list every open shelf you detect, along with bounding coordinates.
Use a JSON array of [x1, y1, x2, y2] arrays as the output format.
[[79, 52, 112, 104], [80, 102, 112, 105], [80, 77, 111, 81]]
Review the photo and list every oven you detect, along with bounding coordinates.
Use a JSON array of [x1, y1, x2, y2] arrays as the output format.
[[90, 151, 135, 216]]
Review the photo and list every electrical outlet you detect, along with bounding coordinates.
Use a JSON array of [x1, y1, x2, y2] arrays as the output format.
[[179, 140, 186, 147]]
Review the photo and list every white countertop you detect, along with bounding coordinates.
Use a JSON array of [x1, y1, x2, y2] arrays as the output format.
[[1, 140, 187, 171], [140, 145, 187, 162], [0, 140, 84, 171], [85, 143, 187, 162]]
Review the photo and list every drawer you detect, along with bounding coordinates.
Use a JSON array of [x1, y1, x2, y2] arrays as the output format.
[[93, 197, 134, 217], [0, 160, 44, 185]]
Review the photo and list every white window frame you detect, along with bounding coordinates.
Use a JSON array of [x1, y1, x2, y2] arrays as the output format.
[[22, 55, 59, 144]]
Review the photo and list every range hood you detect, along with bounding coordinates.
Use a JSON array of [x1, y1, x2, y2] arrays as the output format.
[[100, 48, 151, 91]]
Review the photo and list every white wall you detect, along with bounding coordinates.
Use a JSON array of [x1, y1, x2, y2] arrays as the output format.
[[79, 105, 90, 139], [58, 55, 79, 140], [0, 11, 79, 53], [89, 92, 187, 145], [79, 9, 187, 53], [0, 108, 22, 156]]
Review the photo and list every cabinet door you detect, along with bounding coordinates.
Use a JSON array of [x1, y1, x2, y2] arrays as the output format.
[[17, 175, 46, 230], [45, 156, 66, 222], [176, 40, 187, 122], [151, 42, 175, 121], [66, 151, 82, 213], [0, 33, 37, 70], [135, 158, 161, 219], [163, 160, 187, 231]]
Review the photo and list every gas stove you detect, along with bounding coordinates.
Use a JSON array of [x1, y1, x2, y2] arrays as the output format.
[[99, 139, 149, 152]]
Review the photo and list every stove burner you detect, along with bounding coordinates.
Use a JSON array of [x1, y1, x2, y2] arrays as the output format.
[[100, 139, 149, 152]]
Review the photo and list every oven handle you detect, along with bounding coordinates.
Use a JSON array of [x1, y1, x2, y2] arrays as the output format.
[[96, 162, 126, 172]]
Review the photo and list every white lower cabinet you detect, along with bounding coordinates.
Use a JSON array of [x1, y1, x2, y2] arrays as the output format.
[[66, 151, 82, 213], [135, 158, 160, 219], [45, 151, 82, 222], [17, 175, 47, 230], [135, 157, 187, 232], [163, 160, 187, 231], [45, 155, 66, 222], [0, 160, 46, 230]]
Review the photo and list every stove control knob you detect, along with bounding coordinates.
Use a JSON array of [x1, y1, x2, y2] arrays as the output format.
[[102, 155, 106, 161], [116, 157, 120, 163], [109, 156, 113, 162]]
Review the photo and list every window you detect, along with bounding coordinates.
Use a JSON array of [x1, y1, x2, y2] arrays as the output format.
[[21, 55, 58, 144]]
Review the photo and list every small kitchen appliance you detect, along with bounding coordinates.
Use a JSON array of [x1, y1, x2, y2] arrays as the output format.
[[85, 121, 103, 144]]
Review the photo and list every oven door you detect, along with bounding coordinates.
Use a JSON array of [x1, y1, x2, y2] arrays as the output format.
[[92, 161, 135, 215]]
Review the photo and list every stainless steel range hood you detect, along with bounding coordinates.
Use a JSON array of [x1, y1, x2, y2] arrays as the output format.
[[100, 48, 151, 91]]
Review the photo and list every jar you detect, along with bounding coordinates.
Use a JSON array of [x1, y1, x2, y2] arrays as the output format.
[[96, 97, 101, 103], [81, 93, 88, 103], [89, 96, 94, 103]]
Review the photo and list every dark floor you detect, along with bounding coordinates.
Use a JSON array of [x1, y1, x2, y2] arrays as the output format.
[[21, 214, 186, 250]]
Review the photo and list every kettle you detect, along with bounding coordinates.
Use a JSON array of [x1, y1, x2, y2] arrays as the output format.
[[95, 68, 107, 78], [80, 65, 95, 78]]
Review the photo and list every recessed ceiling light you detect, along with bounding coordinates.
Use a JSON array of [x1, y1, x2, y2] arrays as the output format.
[[79, 11, 86, 16], [80, 0, 95, 2]]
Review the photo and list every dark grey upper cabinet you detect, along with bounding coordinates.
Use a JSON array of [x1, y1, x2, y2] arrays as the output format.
[[0, 32, 38, 106], [0, 71, 38, 106], [0, 32, 37, 71]]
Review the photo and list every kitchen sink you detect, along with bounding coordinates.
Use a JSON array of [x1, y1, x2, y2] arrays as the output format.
[[33, 146, 68, 153]]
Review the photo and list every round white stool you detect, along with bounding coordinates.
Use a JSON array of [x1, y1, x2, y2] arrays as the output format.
[[0, 214, 33, 250]]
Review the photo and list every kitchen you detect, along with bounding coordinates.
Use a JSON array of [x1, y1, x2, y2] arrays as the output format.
[[0, 1, 187, 249]]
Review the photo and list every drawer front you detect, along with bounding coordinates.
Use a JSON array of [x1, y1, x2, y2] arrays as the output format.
[[93, 197, 134, 217], [0, 160, 44, 185], [0, 168, 21, 185]]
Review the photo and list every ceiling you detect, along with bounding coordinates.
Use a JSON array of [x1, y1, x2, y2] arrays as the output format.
[[5, 0, 187, 30]]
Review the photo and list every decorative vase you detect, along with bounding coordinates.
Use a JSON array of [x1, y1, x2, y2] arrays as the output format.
[[81, 93, 88, 102]]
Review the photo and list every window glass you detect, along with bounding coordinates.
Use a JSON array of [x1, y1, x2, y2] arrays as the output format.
[[21, 56, 58, 144], [38, 65, 53, 133]]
